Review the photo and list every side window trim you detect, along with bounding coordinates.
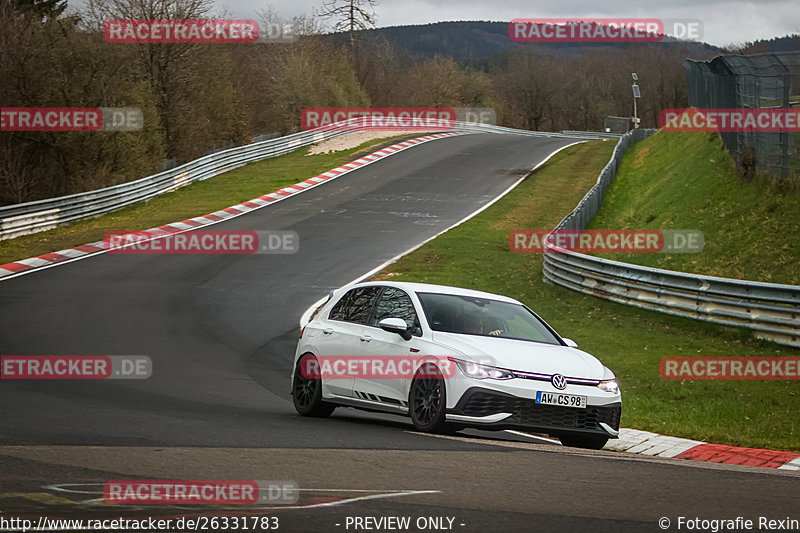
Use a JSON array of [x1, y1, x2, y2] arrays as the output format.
[[357, 285, 386, 327], [360, 286, 383, 326], [367, 287, 423, 337]]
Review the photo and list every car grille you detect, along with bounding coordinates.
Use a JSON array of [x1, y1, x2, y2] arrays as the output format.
[[461, 391, 621, 431]]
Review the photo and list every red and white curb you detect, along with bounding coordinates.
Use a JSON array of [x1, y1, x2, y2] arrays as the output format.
[[0, 132, 466, 281], [605, 428, 800, 470]]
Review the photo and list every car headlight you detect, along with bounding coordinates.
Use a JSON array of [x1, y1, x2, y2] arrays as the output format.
[[597, 379, 619, 394], [449, 358, 514, 380]]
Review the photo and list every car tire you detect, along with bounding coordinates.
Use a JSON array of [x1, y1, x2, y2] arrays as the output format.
[[559, 434, 609, 450], [409, 362, 447, 433], [292, 354, 336, 417]]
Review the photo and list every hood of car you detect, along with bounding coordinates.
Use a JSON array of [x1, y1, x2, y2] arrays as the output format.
[[430, 332, 606, 379]]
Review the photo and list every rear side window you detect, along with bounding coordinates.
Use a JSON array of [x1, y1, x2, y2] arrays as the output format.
[[329, 287, 382, 324], [308, 293, 332, 322]]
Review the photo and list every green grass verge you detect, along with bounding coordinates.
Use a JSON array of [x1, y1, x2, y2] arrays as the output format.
[[373, 140, 800, 451], [587, 130, 800, 284], [0, 135, 412, 265]]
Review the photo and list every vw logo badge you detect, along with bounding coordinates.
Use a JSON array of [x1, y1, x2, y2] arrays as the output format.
[[551, 374, 567, 390]]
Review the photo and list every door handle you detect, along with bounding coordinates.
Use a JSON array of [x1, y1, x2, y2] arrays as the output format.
[[322, 328, 333, 335], [360, 335, 372, 342]]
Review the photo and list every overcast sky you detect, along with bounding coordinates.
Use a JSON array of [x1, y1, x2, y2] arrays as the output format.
[[73, 0, 800, 47]]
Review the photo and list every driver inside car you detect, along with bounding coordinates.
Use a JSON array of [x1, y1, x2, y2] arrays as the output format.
[[459, 313, 504, 336]]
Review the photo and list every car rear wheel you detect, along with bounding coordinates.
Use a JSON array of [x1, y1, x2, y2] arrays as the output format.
[[409, 362, 447, 432], [559, 434, 609, 450], [292, 354, 336, 417]]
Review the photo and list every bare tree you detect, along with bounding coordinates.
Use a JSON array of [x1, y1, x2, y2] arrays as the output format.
[[8, 0, 67, 20], [494, 51, 556, 131], [355, 33, 410, 105], [264, 34, 370, 132], [258, 5, 323, 41], [83, 0, 214, 156], [0, 138, 36, 204], [317, 0, 377, 79], [399, 56, 495, 110]]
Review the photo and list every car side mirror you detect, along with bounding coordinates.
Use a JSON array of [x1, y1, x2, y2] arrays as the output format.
[[563, 338, 578, 348], [379, 317, 412, 341]]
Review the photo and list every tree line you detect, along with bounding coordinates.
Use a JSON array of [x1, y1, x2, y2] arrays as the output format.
[[0, 0, 694, 205]]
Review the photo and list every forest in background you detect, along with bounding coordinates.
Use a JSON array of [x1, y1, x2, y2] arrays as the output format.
[[2, 0, 797, 205]]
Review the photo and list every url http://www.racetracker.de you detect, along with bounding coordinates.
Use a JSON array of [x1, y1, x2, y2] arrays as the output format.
[[0, 515, 280, 532]]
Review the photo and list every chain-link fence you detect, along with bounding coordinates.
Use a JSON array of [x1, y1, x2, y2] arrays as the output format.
[[604, 116, 631, 134], [684, 52, 800, 179]]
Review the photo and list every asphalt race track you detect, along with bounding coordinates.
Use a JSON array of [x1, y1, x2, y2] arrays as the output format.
[[0, 133, 797, 532]]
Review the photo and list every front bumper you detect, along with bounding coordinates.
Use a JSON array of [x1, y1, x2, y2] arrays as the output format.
[[446, 387, 621, 438]]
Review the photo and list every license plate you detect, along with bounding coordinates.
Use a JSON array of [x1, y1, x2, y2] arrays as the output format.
[[535, 391, 587, 409]]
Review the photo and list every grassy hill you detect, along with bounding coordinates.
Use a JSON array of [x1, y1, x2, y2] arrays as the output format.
[[325, 21, 721, 62], [587, 130, 800, 285]]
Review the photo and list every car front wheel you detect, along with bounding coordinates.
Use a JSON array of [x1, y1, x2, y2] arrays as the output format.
[[292, 354, 336, 417], [409, 362, 447, 432]]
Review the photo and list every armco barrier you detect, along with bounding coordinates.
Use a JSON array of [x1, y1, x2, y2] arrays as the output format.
[[542, 129, 800, 347], [0, 128, 348, 240], [0, 123, 614, 240]]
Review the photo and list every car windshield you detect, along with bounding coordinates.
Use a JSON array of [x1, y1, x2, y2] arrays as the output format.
[[416, 292, 561, 345]]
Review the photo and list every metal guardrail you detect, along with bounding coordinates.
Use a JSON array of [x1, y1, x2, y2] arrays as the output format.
[[0, 123, 613, 241], [560, 130, 624, 140], [542, 129, 800, 347], [0, 128, 352, 240], [450, 123, 622, 140]]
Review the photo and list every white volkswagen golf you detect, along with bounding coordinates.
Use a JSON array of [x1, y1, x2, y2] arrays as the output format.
[[291, 281, 621, 449]]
